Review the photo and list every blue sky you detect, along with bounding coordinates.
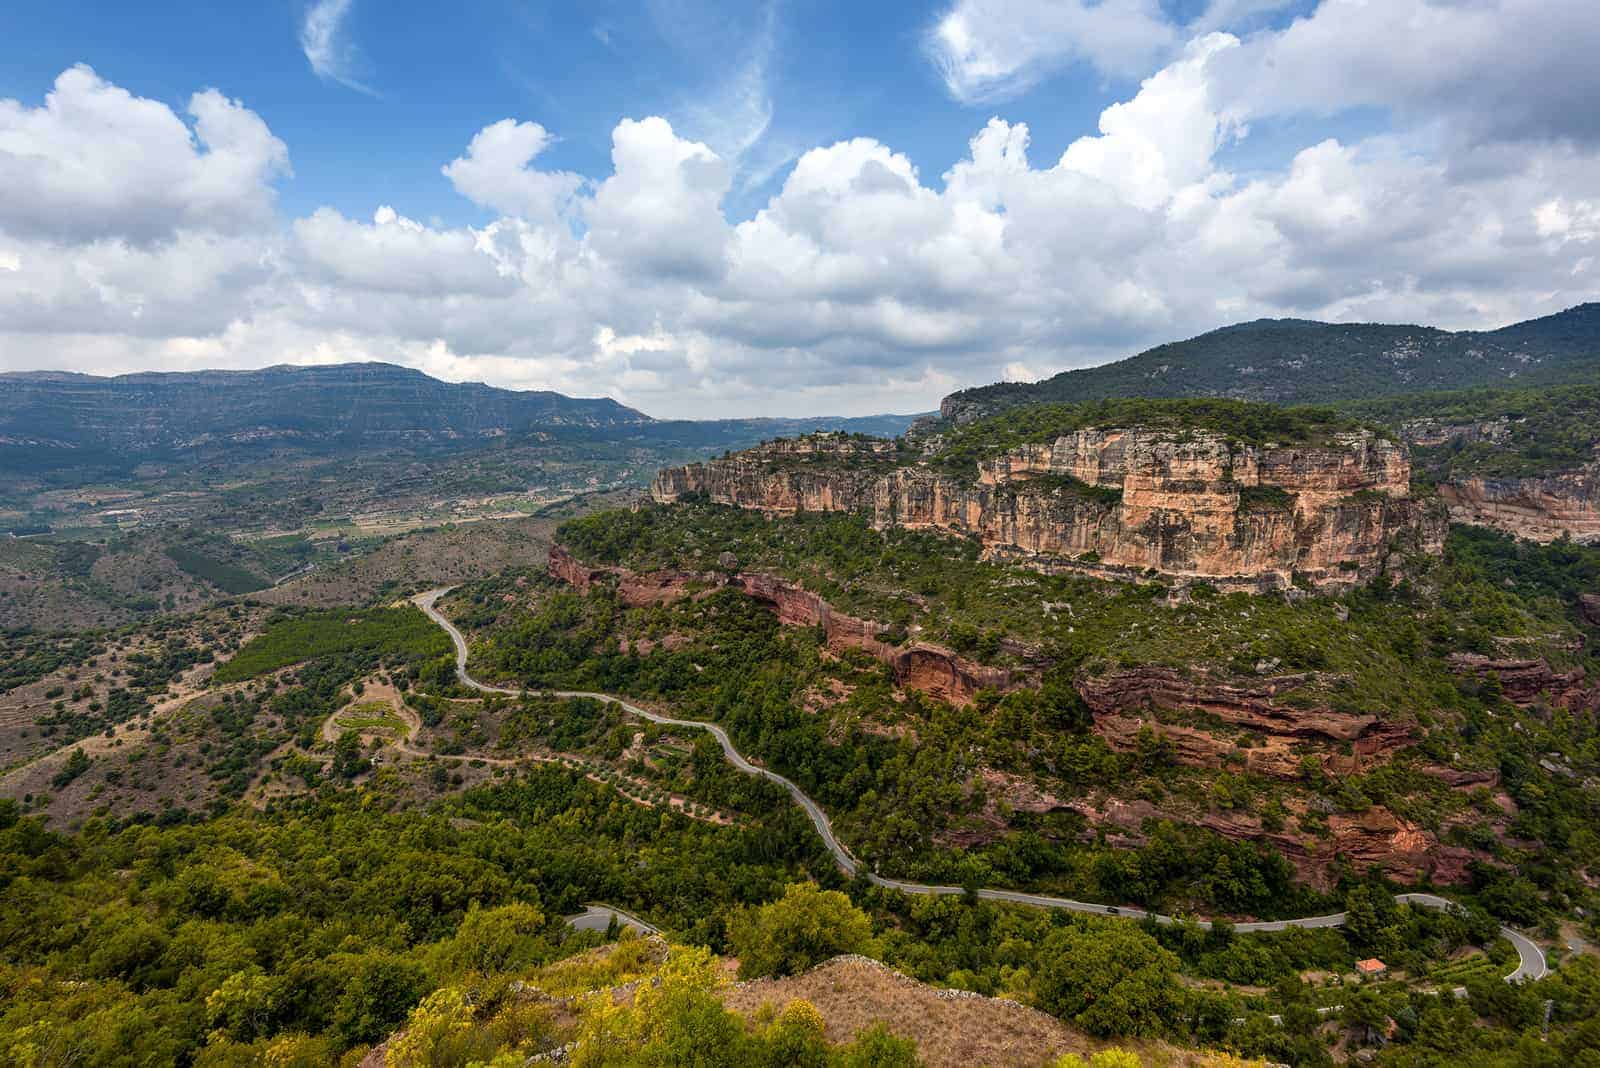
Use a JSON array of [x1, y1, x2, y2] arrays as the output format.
[[0, 0, 1316, 224], [1, 1, 1597, 417]]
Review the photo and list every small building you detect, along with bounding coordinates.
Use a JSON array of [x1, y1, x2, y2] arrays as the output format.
[[1356, 958, 1388, 978]]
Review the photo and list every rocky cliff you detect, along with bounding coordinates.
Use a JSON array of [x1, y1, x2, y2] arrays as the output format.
[[1436, 464, 1600, 544], [652, 429, 1444, 591]]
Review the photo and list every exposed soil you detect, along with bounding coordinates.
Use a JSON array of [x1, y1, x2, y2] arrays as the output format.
[[720, 955, 1217, 1068]]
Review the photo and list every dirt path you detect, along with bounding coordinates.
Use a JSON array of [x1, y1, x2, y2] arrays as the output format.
[[311, 675, 729, 822], [0, 664, 231, 792]]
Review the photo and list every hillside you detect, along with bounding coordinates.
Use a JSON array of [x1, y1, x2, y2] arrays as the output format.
[[0, 361, 923, 477], [940, 304, 1600, 422], [0, 362, 649, 464]]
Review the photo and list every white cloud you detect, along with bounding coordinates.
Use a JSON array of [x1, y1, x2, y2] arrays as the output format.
[[442, 120, 583, 220], [1057, 34, 1240, 210], [0, 65, 288, 245], [926, 0, 1178, 102], [584, 117, 733, 282], [1208, 0, 1600, 146], [300, 0, 378, 96], [292, 206, 516, 296], [1535, 199, 1600, 246], [5, 9, 1600, 421]]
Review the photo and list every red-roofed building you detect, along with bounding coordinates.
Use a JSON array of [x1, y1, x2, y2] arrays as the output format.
[[1356, 958, 1388, 977]]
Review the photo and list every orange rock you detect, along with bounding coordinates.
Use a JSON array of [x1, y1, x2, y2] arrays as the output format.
[[652, 427, 1444, 591]]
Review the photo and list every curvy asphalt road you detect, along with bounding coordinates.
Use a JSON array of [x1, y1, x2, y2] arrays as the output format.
[[414, 589, 1547, 983], [565, 903, 660, 936]]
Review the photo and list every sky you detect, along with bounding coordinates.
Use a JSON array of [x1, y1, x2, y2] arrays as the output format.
[[1, 1, 1598, 419]]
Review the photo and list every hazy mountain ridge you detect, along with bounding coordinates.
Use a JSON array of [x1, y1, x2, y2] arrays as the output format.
[[941, 303, 1600, 422], [0, 361, 924, 476], [0, 362, 650, 455]]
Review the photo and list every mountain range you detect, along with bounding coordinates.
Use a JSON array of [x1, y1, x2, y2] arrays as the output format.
[[940, 303, 1600, 422], [0, 362, 918, 474], [8, 302, 1600, 471]]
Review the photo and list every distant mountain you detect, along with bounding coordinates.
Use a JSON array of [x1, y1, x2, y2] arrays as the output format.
[[639, 414, 925, 447], [939, 304, 1600, 422], [0, 362, 650, 458], [0, 361, 925, 478]]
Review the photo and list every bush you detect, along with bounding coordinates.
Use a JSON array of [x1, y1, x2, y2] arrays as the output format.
[[728, 883, 875, 979], [1032, 924, 1182, 1038]]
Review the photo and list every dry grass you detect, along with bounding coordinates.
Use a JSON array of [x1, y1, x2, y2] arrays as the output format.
[[259, 515, 563, 608], [720, 956, 1214, 1068]]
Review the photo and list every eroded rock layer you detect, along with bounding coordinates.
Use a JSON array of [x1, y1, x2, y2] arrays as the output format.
[[652, 429, 1444, 591], [1437, 464, 1600, 544], [548, 546, 1023, 705]]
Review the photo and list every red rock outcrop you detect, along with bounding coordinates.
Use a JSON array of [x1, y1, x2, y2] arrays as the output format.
[[1092, 714, 1311, 780], [652, 429, 1444, 592], [1418, 765, 1500, 789], [1068, 797, 1473, 889], [1446, 653, 1599, 711], [1076, 665, 1407, 744], [547, 545, 1025, 706], [1437, 463, 1600, 544]]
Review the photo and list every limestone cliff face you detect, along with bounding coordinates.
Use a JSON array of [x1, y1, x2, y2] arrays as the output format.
[[653, 429, 1442, 590], [1437, 463, 1600, 544]]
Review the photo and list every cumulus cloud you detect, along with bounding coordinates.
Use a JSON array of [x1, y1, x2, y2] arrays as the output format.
[[5, 0, 1600, 420], [300, 0, 378, 96], [585, 117, 733, 282], [442, 120, 584, 220], [1057, 34, 1240, 210], [0, 65, 289, 245], [292, 206, 516, 296]]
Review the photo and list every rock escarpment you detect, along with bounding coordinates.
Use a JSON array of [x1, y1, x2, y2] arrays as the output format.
[[548, 546, 1024, 705], [1446, 654, 1600, 711], [1076, 666, 1416, 780], [1436, 464, 1600, 544], [653, 429, 1443, 591]]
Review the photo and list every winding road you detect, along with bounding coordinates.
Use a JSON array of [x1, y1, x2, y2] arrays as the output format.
[[414, 588, 1547, 983]]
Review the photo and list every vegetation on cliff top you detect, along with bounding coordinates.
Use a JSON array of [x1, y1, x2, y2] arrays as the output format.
[[1347, 381, 1600, 480], [924, 398, 1380, 477]]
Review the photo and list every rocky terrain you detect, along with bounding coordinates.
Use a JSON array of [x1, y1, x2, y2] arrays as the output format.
[[653, 428, 1444, 591], [1435, 464, 1600, 544], [549, 545, 1023, 705], [547, 540, 1520, 887]]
